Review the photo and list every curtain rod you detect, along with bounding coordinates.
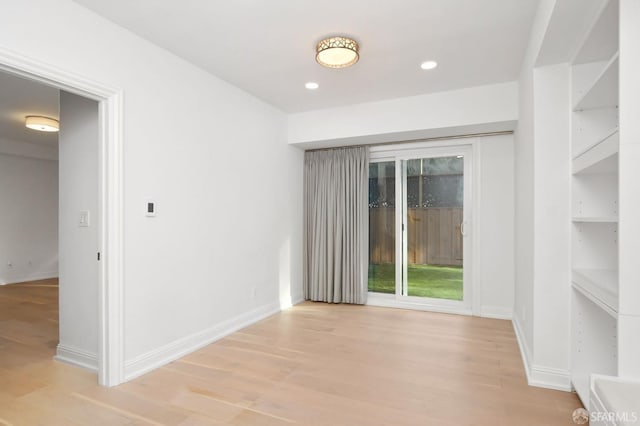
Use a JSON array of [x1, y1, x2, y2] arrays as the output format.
[[304, 130, 514, 152]]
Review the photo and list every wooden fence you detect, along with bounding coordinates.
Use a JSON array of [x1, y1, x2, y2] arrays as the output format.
[[369, 207, 463, 266]]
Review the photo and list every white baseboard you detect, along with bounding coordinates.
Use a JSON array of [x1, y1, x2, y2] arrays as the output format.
[[480, 305, 513, 320], [512, 317, 572, 392], [55, 344, 98, 372], [529, 365, 572, 391], [124, 301, 282, 382], [0, 271, 58, 285]]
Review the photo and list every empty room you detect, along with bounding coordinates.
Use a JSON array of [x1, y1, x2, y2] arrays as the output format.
[[0, 0, 638, 425]]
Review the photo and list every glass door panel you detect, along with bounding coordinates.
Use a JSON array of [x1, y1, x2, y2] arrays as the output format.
[[403, 156, 465, 301], [368, 161, 396, 294]]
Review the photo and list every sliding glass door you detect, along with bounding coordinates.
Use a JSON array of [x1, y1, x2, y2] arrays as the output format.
[[368, 146, 472, 310]]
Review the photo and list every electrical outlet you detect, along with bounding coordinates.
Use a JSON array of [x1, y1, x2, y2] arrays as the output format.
[[250, 287, 257, 299], [7, 260, 13, 268]]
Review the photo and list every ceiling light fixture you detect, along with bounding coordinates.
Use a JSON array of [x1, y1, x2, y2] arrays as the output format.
[[420, 60, 438, 70], [25, 115, 59, 132], [316, 36, 359, 68], [305, 82, 319, 90]]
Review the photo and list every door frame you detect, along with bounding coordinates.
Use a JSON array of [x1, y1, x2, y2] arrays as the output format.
[[0, 48, 125, 386], [368, 138, 481, 317]]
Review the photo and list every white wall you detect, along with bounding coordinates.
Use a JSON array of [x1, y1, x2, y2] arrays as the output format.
[[0, 0, 303, 380], [56, 91, 99, 369], [477, 135, 515, 319], [288, 82, 518, 149], [0, 137, 58, 161], [513, 0, 556, 379], [532, 63, 571, 376], [0, 153, 58, 284]]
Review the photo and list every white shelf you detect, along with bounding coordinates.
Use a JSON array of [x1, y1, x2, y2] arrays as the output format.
[[573, 52, 619, 111], [573, 216, 618, 223], [572, 269, 618, 317], [573, 128, 619, 174]]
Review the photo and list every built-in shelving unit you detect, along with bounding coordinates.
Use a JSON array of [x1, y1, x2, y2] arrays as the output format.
[[570, 0, 620, 409]]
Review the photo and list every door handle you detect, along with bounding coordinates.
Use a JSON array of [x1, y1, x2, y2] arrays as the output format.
[[460, 221, 467, 236]]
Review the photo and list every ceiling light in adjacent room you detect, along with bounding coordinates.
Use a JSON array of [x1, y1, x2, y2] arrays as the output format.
[[316, 36, 359, 68], [305, 82, 319, 90], [420, 61, 438, 70], [25, 115, 59, 132]]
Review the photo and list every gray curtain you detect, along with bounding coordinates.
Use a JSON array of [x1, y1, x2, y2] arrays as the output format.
[[303, 146, 369, 304]]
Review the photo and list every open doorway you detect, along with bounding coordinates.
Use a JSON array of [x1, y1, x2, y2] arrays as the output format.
[[0, 47, 125, 386], [0, 70, 101, 376]]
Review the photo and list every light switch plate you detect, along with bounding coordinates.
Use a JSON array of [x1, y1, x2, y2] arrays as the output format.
[[79, 210, 90, 227]]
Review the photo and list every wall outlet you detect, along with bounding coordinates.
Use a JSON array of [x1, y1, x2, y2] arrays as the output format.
[[250, 287, 257, 299], [7, 261, 12, 268]]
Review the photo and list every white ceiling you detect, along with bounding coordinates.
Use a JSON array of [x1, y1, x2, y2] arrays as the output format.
[[72, 0, 539, 113], [0, 71, 59, 146]]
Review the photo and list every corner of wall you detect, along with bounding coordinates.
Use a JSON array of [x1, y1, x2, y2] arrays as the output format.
[[512, 316, 572, 392], [55, 344, 98, 372]]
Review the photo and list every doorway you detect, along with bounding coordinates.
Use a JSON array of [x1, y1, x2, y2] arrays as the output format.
[[0, 47, 124, 386], [368, 145, 473, 313]]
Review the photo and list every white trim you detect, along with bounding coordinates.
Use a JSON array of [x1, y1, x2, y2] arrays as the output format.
[[0, 47, 125, 386], [530, 365, 572, 391], [471, 141, 482, 316], [291, 295, 305, 306], [0, 271, 58, 286], [479, 305, 513, 320], [124, 302, 282, 381], [513, 316, 534, 383], [367, 293, 473, 316], [512, 317, 572, 391], [55, 344, 98, 372]]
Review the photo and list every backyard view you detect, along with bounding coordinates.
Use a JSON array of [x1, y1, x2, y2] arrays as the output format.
[[369, 157, 464, 301], [368, 264, 463, 300]]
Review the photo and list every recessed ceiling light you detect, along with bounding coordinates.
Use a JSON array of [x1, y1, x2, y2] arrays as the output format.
[[420, 61, 438, 70], [305, 82, 319, 90], [316, 36, 359, 68], [25, 115, 59, 132]]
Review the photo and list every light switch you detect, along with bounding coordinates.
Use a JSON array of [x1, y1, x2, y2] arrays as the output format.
[[79, 210, 90, 227]]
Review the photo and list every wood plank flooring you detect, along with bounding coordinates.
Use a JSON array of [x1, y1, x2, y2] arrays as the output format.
[[0, 279, 582, 425]]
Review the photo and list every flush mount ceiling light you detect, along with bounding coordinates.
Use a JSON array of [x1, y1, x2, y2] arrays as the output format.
[[316, 36, 359, 68], [305, 82, 319, 90], [25, 115, 59, 132]]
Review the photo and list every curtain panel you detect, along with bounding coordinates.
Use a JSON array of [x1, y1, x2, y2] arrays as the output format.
[[303, 146, 369, 304]]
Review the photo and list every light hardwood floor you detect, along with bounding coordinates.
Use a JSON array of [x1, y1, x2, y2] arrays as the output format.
[[0, 279, 582, 425]]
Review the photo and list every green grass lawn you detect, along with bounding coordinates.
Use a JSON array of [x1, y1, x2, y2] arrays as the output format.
[[368, 263, 463, 300]]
